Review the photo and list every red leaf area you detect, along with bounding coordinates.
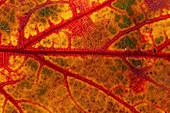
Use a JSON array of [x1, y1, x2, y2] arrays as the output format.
[[0, 0, 169, 113]]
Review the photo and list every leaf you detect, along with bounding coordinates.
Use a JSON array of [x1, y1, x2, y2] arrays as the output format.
[[0, 0, 169, 113]]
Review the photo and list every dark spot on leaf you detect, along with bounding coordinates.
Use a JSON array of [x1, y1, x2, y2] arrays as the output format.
[[153, 48, 156, 53]]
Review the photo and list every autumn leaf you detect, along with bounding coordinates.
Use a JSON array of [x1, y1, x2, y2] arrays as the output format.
[[0, 0, 169, 113]]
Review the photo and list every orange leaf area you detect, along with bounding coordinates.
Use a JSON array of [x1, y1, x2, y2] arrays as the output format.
[[0, 0, 170, 113]]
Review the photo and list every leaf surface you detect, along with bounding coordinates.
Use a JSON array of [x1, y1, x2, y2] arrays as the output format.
[[0, 0, 169, 113]]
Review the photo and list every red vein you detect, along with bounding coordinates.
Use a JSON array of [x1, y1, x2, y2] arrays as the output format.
[[64, 75, 87, 112], [102, 14, 170, 51], [0, 87, 23, 113], [20, 14, 170, 50], [20, 0, 115, 49], [133, 101, 166, 112], [0, 75, 26, 87], [0, 0, 6, 7], [35, 54, 140, 113], [157, 39, 170, 53], [35, 64, 43, 84], [0, 49, 169, 60], [17, 99, 52, 113], [122, 57, 169, 90], [2, 98, 7, 113]]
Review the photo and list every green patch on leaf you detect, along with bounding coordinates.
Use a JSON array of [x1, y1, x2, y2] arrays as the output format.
[[118, 16, 131, 29], [38, 87, 47, 96], [148, 85, 155, 90], [8, 9, 15, 23], [122, 79, 128, 86], [126, 38, 132, 46], [39, 18, 47, 23], [119, 3, 126, 9], [155, 36, 164, 44], [109, 27, 117, 34], [50, 5, 62, 12], [38, 5, 61, 18], [108, 65, 117, 72], [119, 74, 123, 80], [26, 59, 38, 71], [123, 15, 131, 26], [125, 0, 135, 5], [126, 6, 134, 15], [38, 7, 55, 17], [118, 23, 128, 29], [115, 59, 122, 64], [0, 21, 10, 34], [138, 13, 144, 21], [115, 13, 121, 22], [53, 57, 67, 67], [21, 81, 31, 89], [121, 65, 127, 72], [42, 67, 54, 76], [130, 59, 143, 67], [113, 2, 126, 10], [113, 0, 134, 12], [26, 59, 32, 66], [116, 35, 137, 49], [113, 2, 119, 7], [31, 62, 38, 71]]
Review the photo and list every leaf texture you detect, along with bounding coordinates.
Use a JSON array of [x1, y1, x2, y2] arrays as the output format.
[[0, 0, 169, 113]]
